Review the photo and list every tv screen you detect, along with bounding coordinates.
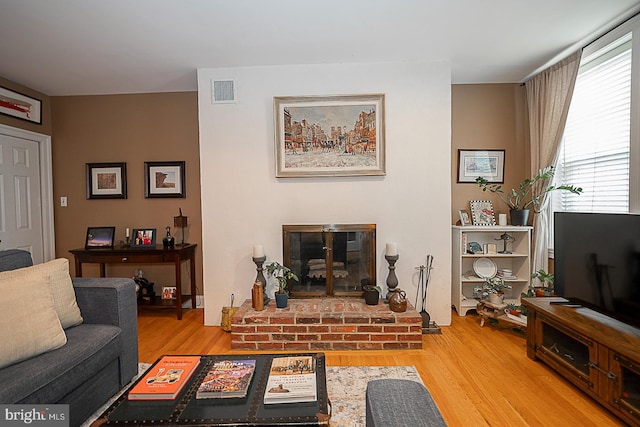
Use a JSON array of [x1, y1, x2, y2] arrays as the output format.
[[554, 212, 640, 328]]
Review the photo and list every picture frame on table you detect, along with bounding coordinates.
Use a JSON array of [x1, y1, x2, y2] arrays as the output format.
[[274, 94, 386, 178], [0, 86, 42, 124], [457, 149, 505, 183], [469, 200, 496, 226], [458, 209, 471, 226], [144, 161, 185, 198], [86, 162, 127, 199], [131, 228, 157, 247], [85, 227, 116, 249]]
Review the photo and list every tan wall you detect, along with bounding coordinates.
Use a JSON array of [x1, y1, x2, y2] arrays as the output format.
[[51, 92, 203, 296], [0, 76, 52, 135], [451, 84, 529, 224]]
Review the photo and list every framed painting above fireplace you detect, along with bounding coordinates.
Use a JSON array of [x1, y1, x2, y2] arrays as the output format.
[[274, 94, 386, 178]]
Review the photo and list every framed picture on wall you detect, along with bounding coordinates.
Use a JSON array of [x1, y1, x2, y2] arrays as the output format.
[[145, 161, 185, 198], [86, 162, 127, 199], [274, 94, 386, 178], [457, 149, 505, 183], [0, 86, 42, 124], [85, 227, 116, 249], [131, 228, 156, 247]]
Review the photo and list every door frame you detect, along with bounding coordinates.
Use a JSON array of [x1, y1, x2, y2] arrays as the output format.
[[0, 124, 55, 261]]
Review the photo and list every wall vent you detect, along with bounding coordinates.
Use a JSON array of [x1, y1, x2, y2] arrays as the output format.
[[211, 79, 236, 104]]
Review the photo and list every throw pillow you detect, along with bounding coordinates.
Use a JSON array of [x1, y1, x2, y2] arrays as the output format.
[[0, 258, 83, 328], [0, 265, 67, 369]]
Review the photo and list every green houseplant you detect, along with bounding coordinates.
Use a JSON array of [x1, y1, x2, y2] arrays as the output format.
[[265, 261, 299, 308], [362, 284, 382, 305], [474, 277, 512, 304], [476, 165, 582, 225]]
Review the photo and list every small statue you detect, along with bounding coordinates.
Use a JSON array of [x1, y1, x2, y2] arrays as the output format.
[[162, 226, 175, 249]]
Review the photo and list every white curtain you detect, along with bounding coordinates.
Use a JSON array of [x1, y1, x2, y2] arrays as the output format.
[[524, 50, 582, 276]]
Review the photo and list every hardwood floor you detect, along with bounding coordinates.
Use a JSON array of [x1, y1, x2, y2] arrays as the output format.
[[137, 308, 624, 426]]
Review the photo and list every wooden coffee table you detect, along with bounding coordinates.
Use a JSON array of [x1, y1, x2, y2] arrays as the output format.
[[92, 353, 330, 426]]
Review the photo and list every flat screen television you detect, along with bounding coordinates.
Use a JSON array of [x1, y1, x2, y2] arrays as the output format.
[[554, 212, 640, 328]]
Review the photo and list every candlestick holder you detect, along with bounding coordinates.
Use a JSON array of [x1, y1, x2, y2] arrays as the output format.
[[125, 236, 130, 247], [385, 254, 399, 301], [253, 256, 270, 307]]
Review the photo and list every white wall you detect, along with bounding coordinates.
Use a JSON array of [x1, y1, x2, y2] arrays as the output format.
[[197, 61, 452, 326]]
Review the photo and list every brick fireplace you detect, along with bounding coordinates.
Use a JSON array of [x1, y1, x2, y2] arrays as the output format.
[[231, 298, 423, 350]]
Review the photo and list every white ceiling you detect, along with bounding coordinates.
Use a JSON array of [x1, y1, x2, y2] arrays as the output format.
[[1, 0, 640, 96]]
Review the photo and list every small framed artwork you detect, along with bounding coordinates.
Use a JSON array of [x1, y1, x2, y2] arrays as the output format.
[[86, 162, 127, 199], [274, 94, 386, 178], [162, 286, 177, 300], [131, 228, 157, 247], [457, 149, 505, 183], [458, 209, 471, 226], [145, 161, 185, 198], [0, 86, 42, 124], [85, 227, 116, 249], [469, 200, 496, 226]]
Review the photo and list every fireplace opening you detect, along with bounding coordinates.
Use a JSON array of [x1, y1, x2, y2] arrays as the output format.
[[283, 224, 376, 297]]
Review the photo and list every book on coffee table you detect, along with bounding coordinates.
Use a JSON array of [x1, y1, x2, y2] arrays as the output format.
[[263, 355, 317, 404], [196, 359, 257, 399], [128, 355, 201, 400]]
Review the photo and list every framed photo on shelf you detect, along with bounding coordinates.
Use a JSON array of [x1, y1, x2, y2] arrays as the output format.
[[458, 209, 471, 226], [469, 200, 496, 226], [162, 286, 177, 300], [131, 228, 156, 247], [274, 94, 386, 178], [457, 149, 505, 183], [0, 86, 42, 124], [86, 162, 127, 199], [144, 161, 185, 198], [85, 227, 116, 249]]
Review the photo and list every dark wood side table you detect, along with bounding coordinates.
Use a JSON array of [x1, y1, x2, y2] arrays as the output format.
[[69, 244, 197, 320]]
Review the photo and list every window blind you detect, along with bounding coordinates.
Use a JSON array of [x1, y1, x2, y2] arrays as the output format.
[[555, 37, 632, 213]]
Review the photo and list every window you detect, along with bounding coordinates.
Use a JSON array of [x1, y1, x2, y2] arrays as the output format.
[[550, 15, 640, 252]]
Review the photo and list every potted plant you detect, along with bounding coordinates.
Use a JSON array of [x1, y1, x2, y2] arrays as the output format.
[[476, 165, 582, 226], [474, 277, 512, 305], [505, 302, 526, 317], [530, 269, 555, 297], [265, 261, 299, 308], [362, 284, 382, 305]]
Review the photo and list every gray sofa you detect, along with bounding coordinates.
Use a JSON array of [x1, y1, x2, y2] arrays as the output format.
[[0, 249, 138, 427]]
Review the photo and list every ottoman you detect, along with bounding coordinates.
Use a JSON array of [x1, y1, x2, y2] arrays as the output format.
[[365, 379, 447, 427]]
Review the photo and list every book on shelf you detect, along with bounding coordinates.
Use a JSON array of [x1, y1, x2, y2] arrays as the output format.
[[128, 355, 201, 400], [263, 355, 317, 405], [196, 359, 257, 399]]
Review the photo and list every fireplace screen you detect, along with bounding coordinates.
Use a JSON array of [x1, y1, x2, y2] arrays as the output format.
[[283, 224, 376, 297]]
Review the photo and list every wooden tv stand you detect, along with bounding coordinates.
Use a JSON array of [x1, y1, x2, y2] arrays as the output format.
[[523, 297, 640, 426]]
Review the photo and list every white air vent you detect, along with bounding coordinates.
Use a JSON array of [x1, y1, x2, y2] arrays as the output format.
[[211, 79, 236, 104]]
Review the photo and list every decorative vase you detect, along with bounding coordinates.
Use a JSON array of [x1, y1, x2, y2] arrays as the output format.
[[162, 226, 175, 249], [488, 293, 504, 305], [510, 209, 530, 226], [363, 288, 380, 305], [275, 292, 288, 308]]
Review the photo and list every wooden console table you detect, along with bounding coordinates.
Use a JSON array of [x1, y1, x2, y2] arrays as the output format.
[[69, 244, 197, 320]]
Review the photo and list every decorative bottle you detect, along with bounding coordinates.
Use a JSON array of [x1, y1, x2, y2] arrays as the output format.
[[162, 226, 175, 249]]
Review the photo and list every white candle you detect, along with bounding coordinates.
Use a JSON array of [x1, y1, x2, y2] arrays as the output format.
[[386, 242, 398, 256], [498, 214, 507, 226], [253, 244, 264, 258], [125, 228, 130, 238]]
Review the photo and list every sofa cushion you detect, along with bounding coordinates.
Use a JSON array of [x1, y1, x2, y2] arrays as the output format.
[[0, 265, 67, 369], [0, 323, 122, 404]]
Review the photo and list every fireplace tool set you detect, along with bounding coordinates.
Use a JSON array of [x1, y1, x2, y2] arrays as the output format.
[[416, 255, 441, 334]]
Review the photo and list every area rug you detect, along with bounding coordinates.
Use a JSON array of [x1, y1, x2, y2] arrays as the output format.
[[82, 364, 422, 426]]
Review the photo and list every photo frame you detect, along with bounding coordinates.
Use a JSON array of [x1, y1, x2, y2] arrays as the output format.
[[469, 200, 496, 226], [145, 161, 185, 198], [457, 149, 505, 183], [274, 94, 386, 177], [0, 86, 42, 124], [162, 286, 177, 300], [131, 228, 157, 247], [85, 227, 116, 249], [458, 209, 471, 226], [86, 162, 127, 199]]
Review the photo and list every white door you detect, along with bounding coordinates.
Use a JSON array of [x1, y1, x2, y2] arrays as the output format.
[[0, 133, 44, 263]]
